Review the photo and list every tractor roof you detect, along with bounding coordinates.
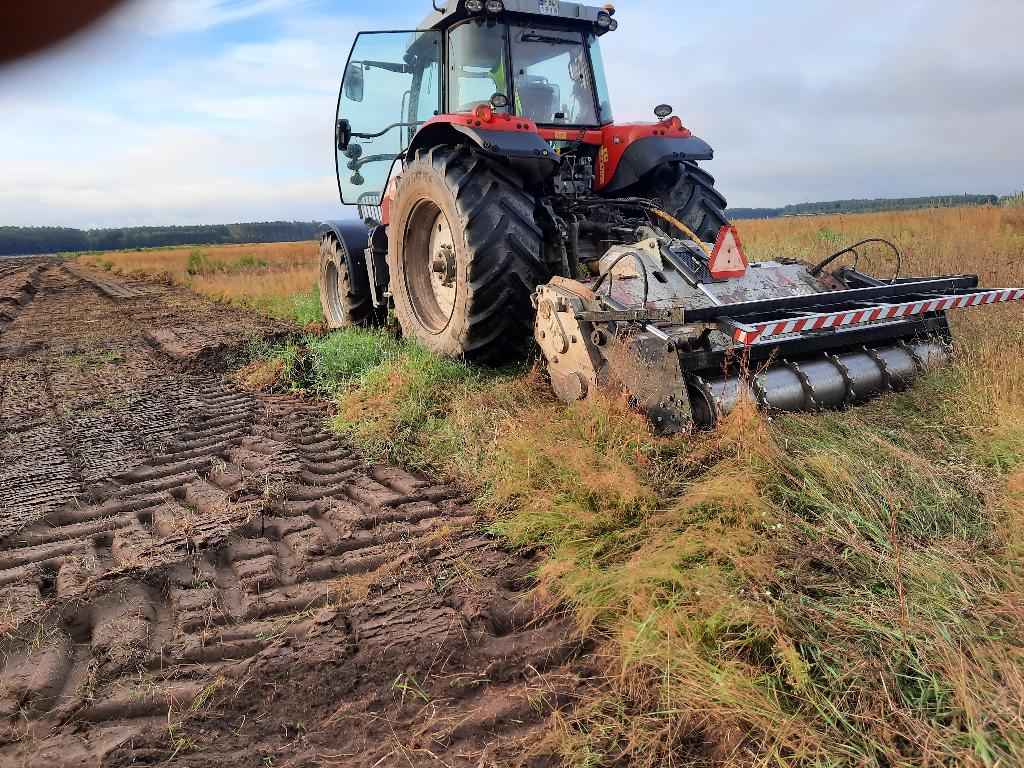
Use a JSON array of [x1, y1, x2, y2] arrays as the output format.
[[418, 0, 613, 33]]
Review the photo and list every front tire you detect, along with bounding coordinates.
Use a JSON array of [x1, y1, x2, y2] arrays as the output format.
[[318, 233, 379, 329], [388, 145, 546, 365]]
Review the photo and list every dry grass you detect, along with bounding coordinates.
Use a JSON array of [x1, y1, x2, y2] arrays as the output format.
[[294, 206, 1024, 767], [233, 206, 1023, 766], [79, 241, 320, 322]]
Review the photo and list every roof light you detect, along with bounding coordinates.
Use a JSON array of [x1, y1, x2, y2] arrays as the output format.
[[465, 0, 484, 12], [485, 0, 504, 12], [490, 92, 509, 109], [654, 104, 673, 120], [473, 104, 494, 122], [602, 3, 616, 13], [596, 11, 612, 28], [608, 18, 618, 30]]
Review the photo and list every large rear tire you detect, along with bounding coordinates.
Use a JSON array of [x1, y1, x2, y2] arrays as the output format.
[[318, 233, 380, 328], [639, 161, 730, 243], [388, 145, 546, 365]]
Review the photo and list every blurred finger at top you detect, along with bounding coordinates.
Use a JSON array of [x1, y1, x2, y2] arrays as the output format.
[[0, 0, 130, 66]]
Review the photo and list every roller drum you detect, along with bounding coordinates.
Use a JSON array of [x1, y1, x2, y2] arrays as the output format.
[[690, 338, 950, 427]]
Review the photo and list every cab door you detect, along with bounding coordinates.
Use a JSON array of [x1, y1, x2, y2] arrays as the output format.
[[336, 31, 441, 207]]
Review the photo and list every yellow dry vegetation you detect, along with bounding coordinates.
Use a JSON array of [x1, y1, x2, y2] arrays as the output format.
[[79, 241, 319, 321]]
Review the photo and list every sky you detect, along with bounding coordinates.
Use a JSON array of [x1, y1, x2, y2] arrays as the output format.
[[0, 0, 1022, 229]]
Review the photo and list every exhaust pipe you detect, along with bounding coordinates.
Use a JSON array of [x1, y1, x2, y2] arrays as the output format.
[[688, 338, 951, 428]]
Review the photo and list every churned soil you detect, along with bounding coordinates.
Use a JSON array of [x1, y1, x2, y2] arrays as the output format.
[[0, 259, 593, 767]]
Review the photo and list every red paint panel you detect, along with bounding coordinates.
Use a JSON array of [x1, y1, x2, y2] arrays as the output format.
[[420, 113, 539, 134], [537, 128, 604, 144], [595, 121, 692, 189]]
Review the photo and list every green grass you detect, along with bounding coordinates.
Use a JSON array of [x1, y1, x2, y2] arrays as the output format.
[[248, 285, 325, 325], [186, 249, 269, 277]]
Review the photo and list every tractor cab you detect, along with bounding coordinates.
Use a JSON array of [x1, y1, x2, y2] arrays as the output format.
[[335, 0, 617, 209]]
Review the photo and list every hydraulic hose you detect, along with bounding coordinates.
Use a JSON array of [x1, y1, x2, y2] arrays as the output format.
[[810, 238, 903, 283], [589, 197, 714, 256], [647, 208, 712, 257]]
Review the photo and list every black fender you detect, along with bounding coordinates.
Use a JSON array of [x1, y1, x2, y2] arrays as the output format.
[[407, 121, 559, 184], [602, 135, 715, 194], [320, 220, 372, 297]]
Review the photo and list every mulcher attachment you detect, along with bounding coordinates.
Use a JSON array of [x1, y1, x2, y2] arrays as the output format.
[[534, 229, 1024, 433]]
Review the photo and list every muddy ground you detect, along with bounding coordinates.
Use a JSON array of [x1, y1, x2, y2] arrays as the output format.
[[0, 259, 593, 767]]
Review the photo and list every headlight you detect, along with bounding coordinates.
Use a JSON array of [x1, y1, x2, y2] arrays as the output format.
[[596, 11, 612, 28], [465, 0, 484, 12], [608, 19, 618, 30], [485, 0, 504, 12]]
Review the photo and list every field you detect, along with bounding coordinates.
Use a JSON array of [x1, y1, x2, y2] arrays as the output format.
[[5, 205, 1021, 766], [79, 241, 321, 323]]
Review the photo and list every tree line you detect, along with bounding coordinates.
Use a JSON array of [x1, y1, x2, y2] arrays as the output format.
[[0, 221, 324, 257], [728, 194, 1001, 221]]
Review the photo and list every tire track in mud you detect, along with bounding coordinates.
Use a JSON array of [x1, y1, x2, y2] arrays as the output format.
[[0, 260, 591, 767], [0, 261, 45, 341]]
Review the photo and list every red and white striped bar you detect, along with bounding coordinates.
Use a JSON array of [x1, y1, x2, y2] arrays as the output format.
[[731, 288, 1024, 346]]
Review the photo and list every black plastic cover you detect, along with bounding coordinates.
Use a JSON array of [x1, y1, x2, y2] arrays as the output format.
[[602, 135, 715, 194], [320, 220, 372, 296]]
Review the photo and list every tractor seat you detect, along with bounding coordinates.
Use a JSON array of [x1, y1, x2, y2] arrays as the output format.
[[516, 79, 558, 123]]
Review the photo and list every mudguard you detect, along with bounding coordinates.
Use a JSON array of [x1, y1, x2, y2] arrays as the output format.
[[602, 135, 715, 194], [320, 220, 372, 297], [407, 119, 559, 181]]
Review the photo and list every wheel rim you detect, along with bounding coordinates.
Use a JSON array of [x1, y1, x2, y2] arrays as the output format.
[[323, 256, 345, 324], [404, 199, 457, 334]]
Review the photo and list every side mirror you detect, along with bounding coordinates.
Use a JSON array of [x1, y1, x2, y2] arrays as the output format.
[[336, 119, 352, 152], [343, 63, 364, 102]]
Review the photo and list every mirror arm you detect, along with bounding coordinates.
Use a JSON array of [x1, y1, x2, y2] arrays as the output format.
[[351, 121, 422, 140], [350, 59, 410, 74]]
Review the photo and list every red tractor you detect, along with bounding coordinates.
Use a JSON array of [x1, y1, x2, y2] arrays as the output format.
[[320, 0, 1023, 432]]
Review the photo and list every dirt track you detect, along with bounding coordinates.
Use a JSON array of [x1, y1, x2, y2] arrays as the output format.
[[0, 259, 591, 767]]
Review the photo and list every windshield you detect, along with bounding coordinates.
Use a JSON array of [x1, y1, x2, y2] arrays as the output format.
[[509, 26, 598, 126]]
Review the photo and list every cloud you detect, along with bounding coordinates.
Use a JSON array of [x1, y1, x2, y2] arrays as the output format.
[[599, 0, 1024, 207], [0, 0, 1021, 227], [119, 0, 306, 34]]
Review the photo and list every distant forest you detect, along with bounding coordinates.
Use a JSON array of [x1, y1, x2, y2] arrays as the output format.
[[0, 194, 1012, 256], [0, 221, 323, 257], [728, 194, 1001, 220]]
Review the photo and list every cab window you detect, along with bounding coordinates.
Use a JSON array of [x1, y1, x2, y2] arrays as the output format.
[[448, 21, 509, 114], [336, 31, 441, 204], [587, 33, 613, 124], [510, 26, 597, 126]]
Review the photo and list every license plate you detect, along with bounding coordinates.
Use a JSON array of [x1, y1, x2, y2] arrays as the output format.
[[538, 0, 559, 15]]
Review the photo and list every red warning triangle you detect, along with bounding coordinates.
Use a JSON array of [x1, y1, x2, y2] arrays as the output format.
[[708, 225, 749, 279]]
